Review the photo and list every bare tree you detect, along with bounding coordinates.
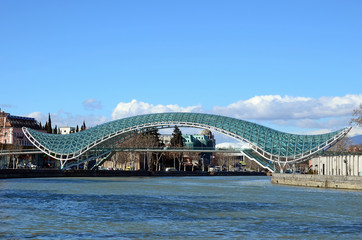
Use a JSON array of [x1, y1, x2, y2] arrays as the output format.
[[113, 134, 141, 170], [170, 126, 184, 171], [328, 137, 353, 152], [170, 151, 183, 171], [10, 138, 23, 169], [188, 151, 200, 171], [154, 153, 166, 171], [350, 104, 362, 126], [112, 151, 126, 169], [214, 153, 227, 170]]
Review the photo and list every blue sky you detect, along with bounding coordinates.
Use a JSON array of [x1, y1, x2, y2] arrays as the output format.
[[1, 1, 361, 141]]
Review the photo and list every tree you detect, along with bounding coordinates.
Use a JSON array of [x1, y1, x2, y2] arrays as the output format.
[[81, 121, 87, 131], [143, 128, 162, 147], [186, 151, 201, 171], [170, 126, 184, 170], [142, 128, 162, 171], [328, 137, 353, 152], [214, 153, 228, 170], [350, 104, 362, 127], [53, 125, 58, 134], [76, 125, 79, 132], [111, 128, 163, 171], [46, 113, 52, 134], [170, 126, 184, 147]]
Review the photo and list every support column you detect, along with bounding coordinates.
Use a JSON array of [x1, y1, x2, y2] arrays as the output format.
[[143, 153, 146, 170]]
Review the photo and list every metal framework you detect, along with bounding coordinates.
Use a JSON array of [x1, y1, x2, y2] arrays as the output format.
[[22, 112, 350, 169]]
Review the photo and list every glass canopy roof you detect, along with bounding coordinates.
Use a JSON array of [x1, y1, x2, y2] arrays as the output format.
[[23, 112, 350, 162]]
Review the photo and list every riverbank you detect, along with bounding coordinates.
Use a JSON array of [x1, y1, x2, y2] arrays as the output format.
[[0, 169, 266, 179], [271, 173, 362, 190]]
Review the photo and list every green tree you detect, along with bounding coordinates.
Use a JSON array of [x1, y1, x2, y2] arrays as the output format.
[[76, 125, 79, 132], [53, 125, 58, 134], [46, 113, 52, 133], [144, 128, 162, 147], [170, 126, 184, 147], [81, 121, 87, 131]]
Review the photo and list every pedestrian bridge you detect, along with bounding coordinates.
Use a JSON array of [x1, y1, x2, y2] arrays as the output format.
[[22, 112, 350, 170]]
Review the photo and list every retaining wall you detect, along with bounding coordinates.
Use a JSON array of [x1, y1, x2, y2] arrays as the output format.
[[0, 169, 266, 179], [271, 173, 362, 190]]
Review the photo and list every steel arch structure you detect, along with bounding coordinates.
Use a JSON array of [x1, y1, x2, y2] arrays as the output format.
[[23, 112, 350, 169]]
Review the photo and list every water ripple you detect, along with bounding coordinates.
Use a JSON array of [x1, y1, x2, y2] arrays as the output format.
[[0, 176, 361, 239]]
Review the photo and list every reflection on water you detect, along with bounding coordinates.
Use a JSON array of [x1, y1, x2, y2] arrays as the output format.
[[0, 176, 361, 239]]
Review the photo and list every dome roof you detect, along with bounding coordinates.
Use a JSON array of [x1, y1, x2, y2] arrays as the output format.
[[201, 129, 211, 135]]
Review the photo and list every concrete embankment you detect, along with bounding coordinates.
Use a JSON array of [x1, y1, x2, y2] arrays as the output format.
[[0, 169, 266, 179], [271, 173, 362, 190]]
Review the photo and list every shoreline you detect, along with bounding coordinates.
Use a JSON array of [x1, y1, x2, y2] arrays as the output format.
[[0, 169, 267, 179]]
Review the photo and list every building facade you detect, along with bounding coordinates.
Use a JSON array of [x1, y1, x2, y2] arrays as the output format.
[[59, 126, 75, 135], [0, 110, 49, 169], [310, 153, 362, 176], [0, 110, 42, 146]]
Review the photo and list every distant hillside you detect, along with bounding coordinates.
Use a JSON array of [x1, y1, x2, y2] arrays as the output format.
[[351, 135, 362, 145]]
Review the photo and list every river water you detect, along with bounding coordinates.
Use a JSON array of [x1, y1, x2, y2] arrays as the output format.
[[0, 176, 361, 239]]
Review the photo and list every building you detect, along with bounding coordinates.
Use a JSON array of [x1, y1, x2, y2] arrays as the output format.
[[183, 134, 214, 149], [160, 130, 216, 149], [0, 110, 42, 146], [59, 126, 75, 135], [309, 152, 362, 176], [0, 110, 50, 169], [181, 130, 216, 171], [160, 134, 172, 146]]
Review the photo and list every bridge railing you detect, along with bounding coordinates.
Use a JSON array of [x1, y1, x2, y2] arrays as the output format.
[[0, 146, 247, 157], [0, 149, 42, 156], [90, 147, 246, 153]]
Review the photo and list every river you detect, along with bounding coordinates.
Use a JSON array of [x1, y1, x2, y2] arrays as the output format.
[[0, 176, 361, 239]]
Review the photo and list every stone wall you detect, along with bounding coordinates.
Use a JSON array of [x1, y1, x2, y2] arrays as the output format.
[[271, 173, 362, 190], [0, 169, 266, 179]]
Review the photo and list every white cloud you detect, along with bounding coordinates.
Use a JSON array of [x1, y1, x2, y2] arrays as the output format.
[[212, 94, 362, 120], [348, 127, 362, 137], [27, 112, 44, 121], [307, 127, 362, 138], [109, 95, 361, 137], [112, 99, 203, 120], [270, 117, 350, 130], [304, 129, 336, 135], [82, 98, 102, 111]]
